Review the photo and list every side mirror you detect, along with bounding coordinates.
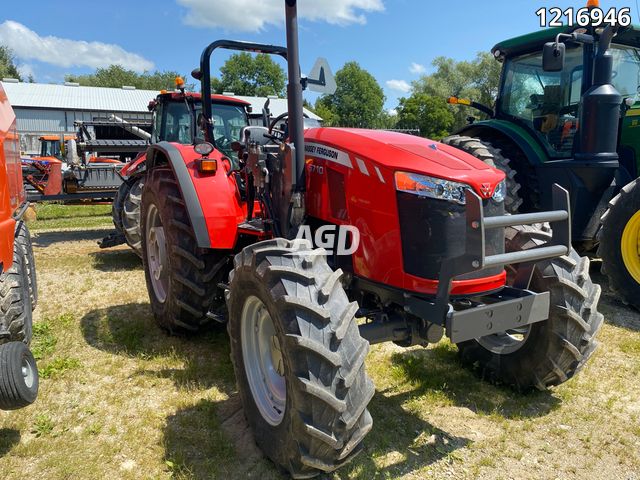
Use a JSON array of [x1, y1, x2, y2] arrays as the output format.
[[543, 42, 565, 72], [191, 68, 202, 80]]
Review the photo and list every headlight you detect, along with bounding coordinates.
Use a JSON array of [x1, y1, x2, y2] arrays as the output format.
[[395, 171, 469, 205], [492, 180, 506, 203]]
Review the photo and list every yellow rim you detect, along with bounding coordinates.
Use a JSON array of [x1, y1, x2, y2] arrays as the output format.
[[621, 210, 640, 283]]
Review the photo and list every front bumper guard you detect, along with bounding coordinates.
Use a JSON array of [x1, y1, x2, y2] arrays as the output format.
[[404, 183, 570, 344]]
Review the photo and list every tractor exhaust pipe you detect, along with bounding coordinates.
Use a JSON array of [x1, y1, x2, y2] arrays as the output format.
[[284, 0, 306, 192], [575, 25, 621, 164]]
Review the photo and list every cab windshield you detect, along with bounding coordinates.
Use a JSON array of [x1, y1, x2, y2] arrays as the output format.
[[498, 44, 640, 158], [40, 140, 61, 158], [155, 100, 248, 158]]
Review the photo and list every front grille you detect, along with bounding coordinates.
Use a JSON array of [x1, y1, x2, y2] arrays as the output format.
[[397, 192, 505, 281]]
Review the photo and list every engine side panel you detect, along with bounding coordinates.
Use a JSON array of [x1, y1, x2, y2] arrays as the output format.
[[304, 129, 507, 296]]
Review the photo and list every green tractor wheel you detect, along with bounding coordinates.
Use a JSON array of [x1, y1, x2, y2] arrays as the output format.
[[599, 178, 640, 309]]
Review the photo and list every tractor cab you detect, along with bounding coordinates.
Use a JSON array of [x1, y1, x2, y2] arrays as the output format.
[[37, 135, 75, 159], [149, 90, 250, 160], [492, 25, 640, 162]]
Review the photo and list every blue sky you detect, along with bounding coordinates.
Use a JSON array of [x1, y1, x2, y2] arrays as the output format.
[[0, 0, 637, 110]]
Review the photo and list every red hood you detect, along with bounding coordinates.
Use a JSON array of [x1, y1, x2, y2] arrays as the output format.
[[304, 128, 505, 195]]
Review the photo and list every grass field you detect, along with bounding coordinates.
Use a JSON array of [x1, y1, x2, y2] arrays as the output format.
[[0, 207, 638, 479]]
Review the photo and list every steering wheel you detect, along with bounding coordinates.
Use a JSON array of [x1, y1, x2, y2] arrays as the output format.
[[268, 112, 289, 136], [215, 136, 232, 152]]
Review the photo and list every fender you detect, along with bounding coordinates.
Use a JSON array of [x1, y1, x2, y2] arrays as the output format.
[[146, 141, 246, 249], [120, 154, 146, 178], [456, 120, 549, 165]]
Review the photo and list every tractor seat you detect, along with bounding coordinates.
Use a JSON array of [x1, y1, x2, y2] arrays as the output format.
[[240, 126, 272, 146]]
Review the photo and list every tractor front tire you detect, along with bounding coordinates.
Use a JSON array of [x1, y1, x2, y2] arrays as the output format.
[[227, 238, 375, 478], [0, 233, 33, 344], [457, 225, 603, 391], [122, 177, 144, 257], [598, 178, 640, 309], [0, 342, 38, 410], [141, 167, 227, 334], [443, 135, 524, 213]]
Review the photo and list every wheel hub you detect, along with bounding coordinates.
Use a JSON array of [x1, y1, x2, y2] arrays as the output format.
[[621, 210, 640, 284], [477, 326, 532, 355], [145, 204, 169, 303], [22, 356, 34, 389], [241, 296, 286, 426]]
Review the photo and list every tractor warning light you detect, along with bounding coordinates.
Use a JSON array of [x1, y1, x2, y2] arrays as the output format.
[[197, 159, 218, 174], [587, 0, 599, 7], [447, 97, 472, 106], [175, 76, 185, 89]]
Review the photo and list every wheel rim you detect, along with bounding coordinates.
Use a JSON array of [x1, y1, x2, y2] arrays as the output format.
[[621, 210, 640, 284], [145, 203, 169, 303], [477, 326, 532, 355], [240, 296, 286, 426], [22, 356, 35, 389]]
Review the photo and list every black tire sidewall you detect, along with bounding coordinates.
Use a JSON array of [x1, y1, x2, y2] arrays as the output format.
[[0, 342, 38, 409], [227, 271, 297, 469], [140, 174, 174, 324], [600, 182, 640, 306]]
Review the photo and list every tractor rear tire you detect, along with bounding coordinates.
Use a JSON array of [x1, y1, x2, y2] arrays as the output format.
[[123, 177, 144, 257], [457, 225, 603, 391], [112, 180, 131, 234], [141, 167, 227, 334], [15, 221, 37, 311], [0, 342, 38, 410], [227, 238, 375, 479], [443, 135, 524, 213], [0, 234, 33, 345], [598, 178, 640, 309]]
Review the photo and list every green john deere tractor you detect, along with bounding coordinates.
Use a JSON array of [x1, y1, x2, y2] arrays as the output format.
[[444, 22, 640, 309]]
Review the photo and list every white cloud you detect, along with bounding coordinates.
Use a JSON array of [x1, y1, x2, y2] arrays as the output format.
[[387, 108, 398, 116], [409, 62, 426, 74], [177, 0, 384, 32], [386, 79, 411, 93], [0, 21, 154, 72], [16, 63, 35, 80]]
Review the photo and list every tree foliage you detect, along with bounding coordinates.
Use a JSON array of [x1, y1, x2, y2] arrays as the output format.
[[405, 52, 502, 133], [211, 53, 286, 97], [314, 61, 385, 128], [396, 93, 454, 140], [0, 46, 22, 81], [66, 65, 186, 90]]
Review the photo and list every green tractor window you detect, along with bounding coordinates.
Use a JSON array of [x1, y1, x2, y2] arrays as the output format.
[[610, 45, 640, 99], [499, 43, 640, 159], [499, 46, 583, 158]]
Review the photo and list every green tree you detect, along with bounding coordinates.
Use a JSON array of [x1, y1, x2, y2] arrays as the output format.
[[66, 65, 186, 90], [212, 53, 286, 97], [396, 93, 454, 140], [0, 46, 22, 81], [410, 52, 501, 132], [315, 61, 385, 128]]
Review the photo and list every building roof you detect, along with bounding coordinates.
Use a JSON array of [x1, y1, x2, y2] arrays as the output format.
[[0, 81, 322, 120], [1, 81, 159, 113]]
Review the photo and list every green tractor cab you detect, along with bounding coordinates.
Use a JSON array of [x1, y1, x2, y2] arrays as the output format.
[[445, 23, 640, 309]]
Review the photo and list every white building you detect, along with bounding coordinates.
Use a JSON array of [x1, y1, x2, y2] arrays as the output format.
[[1, 79, 321, 154]]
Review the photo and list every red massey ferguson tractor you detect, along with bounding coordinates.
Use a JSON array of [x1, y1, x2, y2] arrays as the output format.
[[0, 83, 39, 411], [120, 1, 603, 477]]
